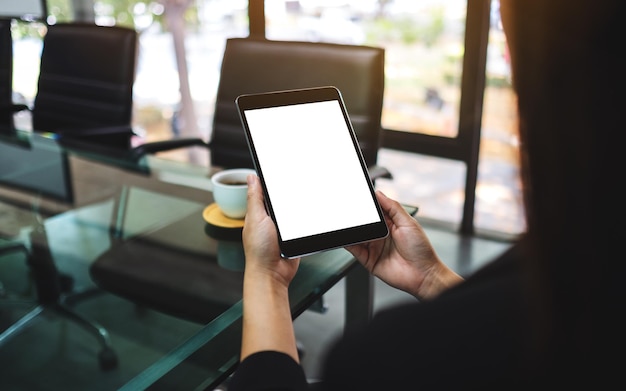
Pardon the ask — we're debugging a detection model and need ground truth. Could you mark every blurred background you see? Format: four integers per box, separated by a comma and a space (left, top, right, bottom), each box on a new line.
9, 0, 522, 238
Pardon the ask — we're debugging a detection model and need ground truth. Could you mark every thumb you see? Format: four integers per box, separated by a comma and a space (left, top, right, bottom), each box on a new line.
246, 174, 265, 216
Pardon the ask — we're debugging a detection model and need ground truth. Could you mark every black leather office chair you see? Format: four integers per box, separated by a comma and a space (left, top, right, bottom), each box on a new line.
25, 22, 138, 148
24, 21, 209, 163
0, 22, 139, 370
88, 38, 390, 326
209, 37, 390, 180
0, 19, 27, 134
0, 19, 14, 133
133, 38, 391, 177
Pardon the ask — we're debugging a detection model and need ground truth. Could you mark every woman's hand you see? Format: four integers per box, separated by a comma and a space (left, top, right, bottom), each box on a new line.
240, 174, 301, 362
345, 191, 462, 300
242, 174, 300, 286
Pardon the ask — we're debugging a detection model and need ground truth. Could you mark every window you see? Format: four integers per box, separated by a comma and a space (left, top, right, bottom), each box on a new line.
11, 0, 523, 237
261, 0, 523, 237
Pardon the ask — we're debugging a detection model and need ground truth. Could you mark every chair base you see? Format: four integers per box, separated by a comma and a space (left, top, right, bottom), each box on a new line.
0, 293, 118, 371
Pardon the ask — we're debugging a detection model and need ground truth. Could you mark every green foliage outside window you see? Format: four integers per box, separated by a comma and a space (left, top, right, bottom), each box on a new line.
11, 0, 199, 39
364, 6, 445, 47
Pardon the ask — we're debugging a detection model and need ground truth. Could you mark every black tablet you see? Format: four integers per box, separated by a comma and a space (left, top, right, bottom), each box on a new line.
235, 86, 388, 258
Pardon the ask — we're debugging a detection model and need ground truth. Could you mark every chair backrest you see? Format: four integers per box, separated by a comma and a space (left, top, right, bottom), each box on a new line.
0, 19, 14, 133
210, 38, 385, 170
32, 22, 137, 134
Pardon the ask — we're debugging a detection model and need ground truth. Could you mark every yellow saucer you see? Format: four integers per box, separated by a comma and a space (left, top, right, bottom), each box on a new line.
202, 203, 245, 228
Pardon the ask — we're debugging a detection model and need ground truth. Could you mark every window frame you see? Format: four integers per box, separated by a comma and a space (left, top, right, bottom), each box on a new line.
248, 0, 492, 235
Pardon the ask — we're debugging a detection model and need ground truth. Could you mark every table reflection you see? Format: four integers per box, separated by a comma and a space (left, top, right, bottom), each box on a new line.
0, 130, 361, 389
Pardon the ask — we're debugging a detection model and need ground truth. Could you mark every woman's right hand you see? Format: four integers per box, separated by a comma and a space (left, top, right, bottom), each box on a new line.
345, 191, 463, 300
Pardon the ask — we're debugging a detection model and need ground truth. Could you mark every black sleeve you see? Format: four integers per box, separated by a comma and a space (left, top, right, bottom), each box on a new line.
228, 351, 310, 391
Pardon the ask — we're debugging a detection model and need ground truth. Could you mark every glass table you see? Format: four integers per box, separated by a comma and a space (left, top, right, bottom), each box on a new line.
0, 130, 372, 389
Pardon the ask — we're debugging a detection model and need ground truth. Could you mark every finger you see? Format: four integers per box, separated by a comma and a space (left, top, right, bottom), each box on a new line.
246, 174, 264, 217
375, 190, 394, 210
345, 242, 368, 260
376, 190, 412, 226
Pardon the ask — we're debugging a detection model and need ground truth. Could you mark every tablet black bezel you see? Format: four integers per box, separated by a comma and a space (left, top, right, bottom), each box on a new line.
235, 86, 388, 258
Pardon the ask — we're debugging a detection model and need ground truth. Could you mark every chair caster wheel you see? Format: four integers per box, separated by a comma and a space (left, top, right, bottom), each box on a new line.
98, 347, 118, 370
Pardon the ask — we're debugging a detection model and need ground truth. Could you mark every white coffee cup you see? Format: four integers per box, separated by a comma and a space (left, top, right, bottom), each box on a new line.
211, 168, 256, 219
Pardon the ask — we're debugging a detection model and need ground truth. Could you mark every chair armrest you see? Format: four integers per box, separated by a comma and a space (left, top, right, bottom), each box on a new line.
54, 125, 136, 149
368, 164, 393, 181
129, 138, 209, 159
56, 125, 136, 137
11, 103, 29, 113
0, 103, 29, 115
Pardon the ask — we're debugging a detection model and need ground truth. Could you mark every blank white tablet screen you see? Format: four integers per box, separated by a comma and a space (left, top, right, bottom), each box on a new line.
244, 100, 380, 241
